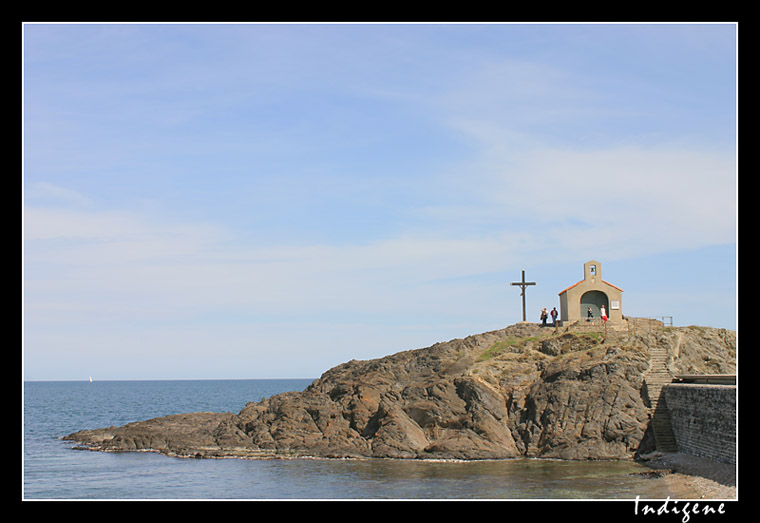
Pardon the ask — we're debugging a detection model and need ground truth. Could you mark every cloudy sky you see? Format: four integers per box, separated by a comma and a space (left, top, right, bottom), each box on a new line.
23, 22, 737, 381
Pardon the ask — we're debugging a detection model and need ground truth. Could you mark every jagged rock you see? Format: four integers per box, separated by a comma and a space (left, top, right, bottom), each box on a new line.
64, 322, 735, 461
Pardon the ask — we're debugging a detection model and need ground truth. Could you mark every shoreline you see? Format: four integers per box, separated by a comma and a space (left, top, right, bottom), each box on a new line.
637, 452, 737, 500
68, 437, 737, 500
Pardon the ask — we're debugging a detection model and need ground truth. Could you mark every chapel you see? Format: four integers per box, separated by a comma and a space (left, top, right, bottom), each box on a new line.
558, 260, 623, 325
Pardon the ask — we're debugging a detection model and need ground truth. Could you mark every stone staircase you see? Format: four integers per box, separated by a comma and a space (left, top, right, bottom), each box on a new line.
643, 345, 678, 452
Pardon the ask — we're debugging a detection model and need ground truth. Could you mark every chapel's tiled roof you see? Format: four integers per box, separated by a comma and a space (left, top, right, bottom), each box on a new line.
558, 280, 623, 295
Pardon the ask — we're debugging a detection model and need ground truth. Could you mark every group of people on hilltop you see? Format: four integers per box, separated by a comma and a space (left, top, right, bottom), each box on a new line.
540, 305, 608, 326
540, 307, 558, 327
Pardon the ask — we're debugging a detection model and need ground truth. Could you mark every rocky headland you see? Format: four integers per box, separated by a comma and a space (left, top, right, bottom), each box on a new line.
65, 321, 736, 466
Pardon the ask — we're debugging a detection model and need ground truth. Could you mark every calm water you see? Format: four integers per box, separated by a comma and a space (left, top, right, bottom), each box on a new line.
23, 379, 679, 500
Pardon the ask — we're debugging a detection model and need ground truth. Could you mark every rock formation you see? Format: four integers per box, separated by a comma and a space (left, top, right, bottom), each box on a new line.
64, 321, 736, 461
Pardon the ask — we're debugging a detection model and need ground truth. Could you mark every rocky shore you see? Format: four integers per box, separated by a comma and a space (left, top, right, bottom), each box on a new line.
65, 321, 736, 492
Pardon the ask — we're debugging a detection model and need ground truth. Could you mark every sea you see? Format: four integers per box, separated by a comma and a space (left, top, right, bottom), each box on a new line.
23, 378, 681, 501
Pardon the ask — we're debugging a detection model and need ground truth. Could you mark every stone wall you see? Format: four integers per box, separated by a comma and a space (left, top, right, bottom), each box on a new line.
663, 383, 736, 464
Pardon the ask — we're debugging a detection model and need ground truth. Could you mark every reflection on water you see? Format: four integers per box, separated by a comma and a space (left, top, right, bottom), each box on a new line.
258, 457, 678, 500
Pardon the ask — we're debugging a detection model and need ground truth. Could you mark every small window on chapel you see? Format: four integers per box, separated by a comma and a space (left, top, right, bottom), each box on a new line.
590, 265, 596, 276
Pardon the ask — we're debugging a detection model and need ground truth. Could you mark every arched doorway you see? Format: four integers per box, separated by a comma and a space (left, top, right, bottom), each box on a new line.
581, 290, 609, 321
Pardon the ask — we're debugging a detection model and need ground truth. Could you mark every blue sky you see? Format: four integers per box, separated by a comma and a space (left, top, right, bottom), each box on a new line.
23, 23, 737, 381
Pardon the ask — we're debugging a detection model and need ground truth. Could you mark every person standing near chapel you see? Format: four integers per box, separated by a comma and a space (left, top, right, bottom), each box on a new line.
540, 308, 548, 326
601, 305, 608, 323
550, 307, 558, 326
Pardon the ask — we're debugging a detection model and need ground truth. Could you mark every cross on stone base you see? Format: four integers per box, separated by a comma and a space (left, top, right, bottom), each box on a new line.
510, 270, 536, 322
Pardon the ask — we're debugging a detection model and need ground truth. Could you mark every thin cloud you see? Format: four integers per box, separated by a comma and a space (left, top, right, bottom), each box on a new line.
25, 182, 93, 208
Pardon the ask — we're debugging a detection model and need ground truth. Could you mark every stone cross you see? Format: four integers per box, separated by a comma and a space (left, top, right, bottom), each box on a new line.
510, 270, 536, 322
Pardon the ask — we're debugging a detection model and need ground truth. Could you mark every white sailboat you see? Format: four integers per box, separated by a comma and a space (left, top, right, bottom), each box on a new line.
89, 376, 92, 383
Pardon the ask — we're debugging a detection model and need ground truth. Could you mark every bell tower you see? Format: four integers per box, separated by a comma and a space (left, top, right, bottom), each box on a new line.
584, 260, 601, 283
